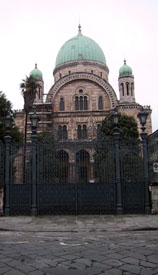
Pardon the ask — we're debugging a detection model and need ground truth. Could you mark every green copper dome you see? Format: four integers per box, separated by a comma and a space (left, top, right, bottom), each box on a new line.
30, 64, 43, 81
55, 26, 106, 66
119, 60, 132, 77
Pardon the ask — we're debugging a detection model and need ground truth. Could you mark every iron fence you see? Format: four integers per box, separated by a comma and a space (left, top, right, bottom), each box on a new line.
148, 140, 158, 184
1, 138, 150, 215
0, 143, 5, 189
120, 140, 145, 213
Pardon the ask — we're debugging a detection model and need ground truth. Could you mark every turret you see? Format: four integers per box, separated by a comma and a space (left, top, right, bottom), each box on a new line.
118, 60, 135, 103
30, 64, 44, 103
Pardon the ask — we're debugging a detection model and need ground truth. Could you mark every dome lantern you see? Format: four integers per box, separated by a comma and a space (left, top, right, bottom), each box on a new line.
118, 60, 135, 104
30, 64, 43, 81
119, 59, 133, 77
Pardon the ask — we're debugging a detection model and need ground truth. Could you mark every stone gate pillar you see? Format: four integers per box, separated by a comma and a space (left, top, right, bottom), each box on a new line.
4, 135, 12, 216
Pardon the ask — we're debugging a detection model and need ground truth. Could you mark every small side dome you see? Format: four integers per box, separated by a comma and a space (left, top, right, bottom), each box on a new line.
30, 64, 43, 81
119, 60, 132, 77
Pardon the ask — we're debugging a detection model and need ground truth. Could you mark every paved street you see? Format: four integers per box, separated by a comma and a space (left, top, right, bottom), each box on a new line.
0, 215, 158, 275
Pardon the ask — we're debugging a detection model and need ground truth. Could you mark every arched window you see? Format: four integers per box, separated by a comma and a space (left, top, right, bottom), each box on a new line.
83, 125, 87, 139
63, 125, 67, 140
75, 96, 79, 110
98, 96, 103, 110
121, 83, 124, 96
77, 125, 82, 139
131, 83, 134, 96
84, 96, 88, 110
58, 125, 62, 140
38, 88, 40, 99
126, 82, 129, 96
58, 125, 67, 140
80, 96, 83, 110
75, 95, 88, 111
60, 98, 65, 111
77, 125, 87, 139
97, 124, 101, 134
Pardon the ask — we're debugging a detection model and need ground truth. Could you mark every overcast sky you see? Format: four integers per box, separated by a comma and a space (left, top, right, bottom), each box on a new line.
0, 0, 158, 132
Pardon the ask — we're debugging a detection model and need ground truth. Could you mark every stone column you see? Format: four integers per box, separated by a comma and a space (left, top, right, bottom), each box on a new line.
31, 134, 37, 216
69, 160, 75, 183
150, 184, 158, 214
4, 135, 12, 215
90, 160, 94, 181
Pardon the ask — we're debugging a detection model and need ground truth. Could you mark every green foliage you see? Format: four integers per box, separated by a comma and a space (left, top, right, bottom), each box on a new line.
94, 142, 115, 182
10, 126, 23, 143
20, 75, 40, 113
95, 114, 142, 182
20, 75, 40, 143
121, 151, 144, 181
0, 91, 12, 118
37, 132, 59, 182
0, 92, 23, 142
37, 132, 69, 183
99, 113, 139, 141
37, 131, 55, 144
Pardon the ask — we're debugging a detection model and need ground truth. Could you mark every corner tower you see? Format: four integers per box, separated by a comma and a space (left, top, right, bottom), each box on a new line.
30, 64, 44, 103
118, 60, 135, 103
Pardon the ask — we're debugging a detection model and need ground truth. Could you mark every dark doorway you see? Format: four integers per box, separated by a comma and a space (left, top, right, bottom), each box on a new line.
57, 150, 69, 183
76, 150, 90, 182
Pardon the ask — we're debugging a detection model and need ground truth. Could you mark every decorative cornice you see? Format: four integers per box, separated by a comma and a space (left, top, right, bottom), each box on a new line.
47, 72, 117, 109
118, 75, 134, 80
53, 60, 109, 75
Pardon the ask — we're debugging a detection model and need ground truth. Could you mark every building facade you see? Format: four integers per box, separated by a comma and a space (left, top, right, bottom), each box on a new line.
15, 26, 152, 182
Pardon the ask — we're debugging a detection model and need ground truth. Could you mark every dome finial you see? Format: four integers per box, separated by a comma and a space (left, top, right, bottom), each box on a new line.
78, 24, 82, 34
35, 63, 37, 69
124, 59, 126, 65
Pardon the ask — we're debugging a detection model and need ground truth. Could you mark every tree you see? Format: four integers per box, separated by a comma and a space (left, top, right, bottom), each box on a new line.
0, 91, 23, 142
94, 113, 141, 182
20, 75, 40, 143
99, 113, 139, 141
37, 132, 62, 183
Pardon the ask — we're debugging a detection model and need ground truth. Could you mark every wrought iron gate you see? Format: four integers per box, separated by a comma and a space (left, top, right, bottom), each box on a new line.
1, 139, 150, 215
36, 141, 116, 215
8, 143, 32, 215
0, 143, 5, 190
120, 141, 145, 213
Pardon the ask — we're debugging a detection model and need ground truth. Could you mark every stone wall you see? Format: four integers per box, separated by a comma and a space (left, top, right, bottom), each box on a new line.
151, 185, 158, 214
0, 188, 3, 214
53, 60, 109, 82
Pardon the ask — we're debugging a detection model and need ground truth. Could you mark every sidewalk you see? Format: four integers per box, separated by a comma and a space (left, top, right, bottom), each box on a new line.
0, 215, 158, 275
0, 215, 158, 232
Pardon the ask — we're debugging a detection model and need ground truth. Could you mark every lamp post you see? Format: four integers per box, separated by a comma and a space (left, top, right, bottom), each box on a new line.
4, 113, 13, 215
112, 110, 123, 214
137, 108, 150, 214
5, 114, 13, 135
30, 110, 40, 136
30, 109, 39, 216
